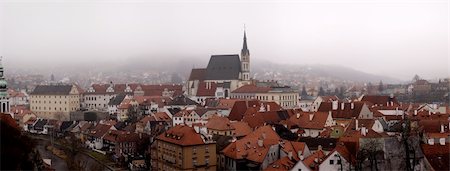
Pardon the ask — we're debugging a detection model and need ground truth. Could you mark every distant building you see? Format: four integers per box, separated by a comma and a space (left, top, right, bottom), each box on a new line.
0, 58, 10, 113
186, 30, 252, 101
30, 84, 81, 120
230, 84, 298, 108
8, 89, 28, 106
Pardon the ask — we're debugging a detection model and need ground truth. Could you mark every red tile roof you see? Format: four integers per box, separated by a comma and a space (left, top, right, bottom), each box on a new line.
318, 95, 340, 102
222, 126, 280, 163
196, 82, 217, 96
264, 156, 295, 171
285, 111, 330, 130
361, 95, 399, 106
317, 102, 365, 119
231, 84, 272, 93
188, 68, 206, 81
280, 140, 307, 161
303, 150, 326, 171
419, 120, 450, 133
85, 84, 182, 97
228, 100, 282, 121
134, 96, 170, 107
7, 89, 27, 98
103, 130, 140, 143
0, 113, 18, 130
156, 125, 206, 146
90, 124, 113, 138
230, 121, 253, 137
154, 112, 171, 122
206, 116, 234, 131
421, 144, 450, 171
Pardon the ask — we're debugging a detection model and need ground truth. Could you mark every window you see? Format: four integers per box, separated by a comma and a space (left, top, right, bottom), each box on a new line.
337, 160, 341, 164
330, 160, 334, 165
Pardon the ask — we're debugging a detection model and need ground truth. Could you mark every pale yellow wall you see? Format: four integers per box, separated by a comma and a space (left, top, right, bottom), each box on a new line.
30, 86, 80, 120
255, 92, 298, 108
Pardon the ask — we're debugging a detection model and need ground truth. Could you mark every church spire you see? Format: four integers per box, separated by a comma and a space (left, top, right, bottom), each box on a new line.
240, 27, 250, 81
241, 28, 249, 56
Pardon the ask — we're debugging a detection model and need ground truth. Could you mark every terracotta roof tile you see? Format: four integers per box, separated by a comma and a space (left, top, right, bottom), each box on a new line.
222, 126, 280, 163
286, 111, 330, 130
264, 156, 296, 171
206, 116, 234, 131
188, 68, 206, 81
318, 102, 365, 119
303, 150, 326, 171
230, 121, 253, 137
90, 124, 113, 138
156, 125, 206, 146
196, 82, 217, 96
421, 144, 450, 171
231, 84, 272, 93
361, 95, 399, 106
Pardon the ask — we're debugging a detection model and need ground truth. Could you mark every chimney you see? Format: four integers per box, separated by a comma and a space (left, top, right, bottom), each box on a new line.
194, 125, 200, 134
267, 105, 270, 111
341, 103, 345, 110
314, 158, 319, 163
298, 150, 303, 159
296, 113, 300, 119
355, 119, 359, 130
441, 124, 445, 133
386, 102, 389, 106
390, 101, 394, 106
318, 145, 322, 151
351, 102, 354, 109
414, 110, 417, 115
428, 111, 431, 115
332, 101, 338, 110
361, 127, 367, 136
428, 138, 434, 145
288, 151, 293, 160
439, 138, 445, 145
309, 113, 314, 121
257, 139, 264, 147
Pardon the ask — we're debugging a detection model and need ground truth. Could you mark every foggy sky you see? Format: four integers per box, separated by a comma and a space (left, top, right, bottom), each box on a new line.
0, 0, 448, 80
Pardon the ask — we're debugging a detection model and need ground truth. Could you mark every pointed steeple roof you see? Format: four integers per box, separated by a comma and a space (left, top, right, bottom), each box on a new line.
241, 29, 249, 56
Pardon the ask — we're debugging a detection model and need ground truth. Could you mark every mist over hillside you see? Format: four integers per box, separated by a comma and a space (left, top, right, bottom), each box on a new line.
8, 56, 400, 84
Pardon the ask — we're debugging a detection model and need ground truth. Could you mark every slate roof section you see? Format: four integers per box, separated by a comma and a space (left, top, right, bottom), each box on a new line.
188, 68, 207, 81
168, 95, 198, 106
205, 55, 242, 80
108, 94, 126, 105
298, 137, 337, 151
31, 85, 73, 95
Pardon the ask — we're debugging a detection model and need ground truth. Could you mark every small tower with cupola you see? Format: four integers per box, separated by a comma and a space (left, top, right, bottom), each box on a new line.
0, 57, 10, 113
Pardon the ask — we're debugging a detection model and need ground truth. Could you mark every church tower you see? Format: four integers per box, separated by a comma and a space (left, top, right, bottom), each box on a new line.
0, 57, 10, 113
241, 30, 250, 81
